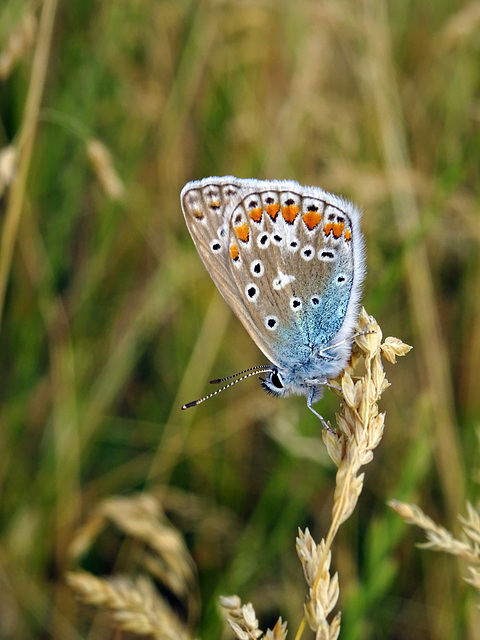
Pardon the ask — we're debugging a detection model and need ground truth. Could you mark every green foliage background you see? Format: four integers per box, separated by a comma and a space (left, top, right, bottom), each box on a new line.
1, 0, 479, 638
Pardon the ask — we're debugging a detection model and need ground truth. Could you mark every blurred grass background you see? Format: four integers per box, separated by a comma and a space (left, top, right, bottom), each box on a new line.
1, 0, 479, 638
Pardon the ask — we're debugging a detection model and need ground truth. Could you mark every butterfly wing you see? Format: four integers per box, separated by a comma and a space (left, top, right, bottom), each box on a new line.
181, 176, 245, 297
182, 177, 294, 364
224, 181, 365, 371
181, 177, 365, 372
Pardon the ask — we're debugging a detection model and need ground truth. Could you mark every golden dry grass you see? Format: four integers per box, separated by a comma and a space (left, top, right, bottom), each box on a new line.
218, 311, 410, 640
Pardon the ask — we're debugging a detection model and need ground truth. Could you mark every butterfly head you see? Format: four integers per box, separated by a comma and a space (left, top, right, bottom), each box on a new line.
260, 365, 326, 404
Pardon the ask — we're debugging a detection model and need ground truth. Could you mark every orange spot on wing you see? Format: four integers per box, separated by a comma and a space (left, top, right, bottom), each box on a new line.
324, 222, 333, 236
266, 203, 280, 220
332, 221, 345, 238
303, 210, 321, 230
235, 223, 250, 242
345, 228, 352, 241
209, 200, 221, 209
282, 204, 299, 223
230, 244, 239, 260
192, 209, 204, 219
249, 207, 263, 222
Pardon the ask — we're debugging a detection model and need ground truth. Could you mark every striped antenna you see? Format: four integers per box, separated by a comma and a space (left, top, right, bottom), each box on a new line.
209, 364, 273, 384
182, 366, 272, 409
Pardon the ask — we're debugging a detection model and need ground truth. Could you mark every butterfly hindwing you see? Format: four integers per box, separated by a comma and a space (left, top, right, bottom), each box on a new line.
181, 177, 365, 378
224, 181, 363, 370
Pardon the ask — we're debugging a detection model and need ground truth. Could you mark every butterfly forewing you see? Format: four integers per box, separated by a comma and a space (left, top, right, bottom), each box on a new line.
181, 177, 245, 305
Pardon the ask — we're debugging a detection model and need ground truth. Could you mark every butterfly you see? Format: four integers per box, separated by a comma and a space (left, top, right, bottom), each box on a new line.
180, 176, 365, 425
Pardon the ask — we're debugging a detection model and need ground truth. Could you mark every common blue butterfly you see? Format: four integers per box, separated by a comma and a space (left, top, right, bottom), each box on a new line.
181, 177, 365, 425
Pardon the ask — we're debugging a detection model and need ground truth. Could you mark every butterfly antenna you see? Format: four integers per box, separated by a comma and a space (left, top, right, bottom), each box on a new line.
182, 367, 273, 410
209, 365, 272, 384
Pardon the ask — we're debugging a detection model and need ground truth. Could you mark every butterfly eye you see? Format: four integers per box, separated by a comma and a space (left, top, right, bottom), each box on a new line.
269, 370, 284, 390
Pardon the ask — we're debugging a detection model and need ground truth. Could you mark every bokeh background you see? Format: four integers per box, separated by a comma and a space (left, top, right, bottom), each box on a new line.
1, 1, 480, 638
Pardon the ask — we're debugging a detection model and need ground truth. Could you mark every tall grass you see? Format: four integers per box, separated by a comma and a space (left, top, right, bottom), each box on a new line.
0, 1, 479, 639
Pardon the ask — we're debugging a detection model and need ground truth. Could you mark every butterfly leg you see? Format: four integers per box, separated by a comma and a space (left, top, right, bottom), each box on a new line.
307, 389, 334, 433
318, 329, 376, 359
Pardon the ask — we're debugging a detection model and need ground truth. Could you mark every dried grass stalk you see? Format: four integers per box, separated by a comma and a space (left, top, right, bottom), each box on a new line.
296, 531, 341, 640
438, 2, 480, 50
67, 494, 199, 636
221, 309, 412, 640
0, 146, 17, 199
0, 12, 37, 80
86, 138, 125, 201
219, 595, 288, 640
0, 0, 57, 327
69, 494, 197, 602
389, 499, 480, 593
66, 571, 191, 640
322, 308, 400, 545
